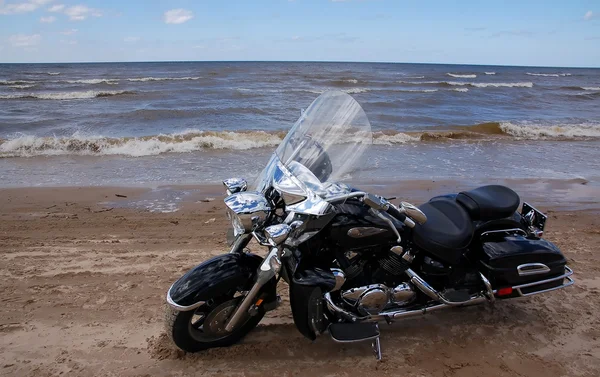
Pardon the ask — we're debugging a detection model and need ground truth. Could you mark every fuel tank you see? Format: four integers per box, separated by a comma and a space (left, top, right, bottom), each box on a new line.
329, 201, 403, 250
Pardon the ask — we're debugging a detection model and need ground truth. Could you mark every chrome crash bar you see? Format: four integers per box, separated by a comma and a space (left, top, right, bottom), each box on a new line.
494, 266, 574, 297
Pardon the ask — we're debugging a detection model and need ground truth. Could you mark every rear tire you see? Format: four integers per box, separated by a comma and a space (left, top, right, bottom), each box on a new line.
164, 297, 265, 353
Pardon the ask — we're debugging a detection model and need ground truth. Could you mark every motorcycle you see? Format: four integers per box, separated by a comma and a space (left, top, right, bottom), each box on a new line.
165, 91, 574, 359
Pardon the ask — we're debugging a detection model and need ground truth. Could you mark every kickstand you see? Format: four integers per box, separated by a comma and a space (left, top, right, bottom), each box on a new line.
372, 336, 382, 361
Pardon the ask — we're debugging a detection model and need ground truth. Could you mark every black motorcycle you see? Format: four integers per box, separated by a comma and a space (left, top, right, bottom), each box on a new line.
165, 91, 573, 359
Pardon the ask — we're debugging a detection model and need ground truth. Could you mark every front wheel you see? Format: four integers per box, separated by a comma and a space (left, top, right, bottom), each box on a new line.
165, 295, 265, 352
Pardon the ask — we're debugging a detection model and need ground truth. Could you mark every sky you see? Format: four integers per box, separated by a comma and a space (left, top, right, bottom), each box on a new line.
0, 0, 599, 67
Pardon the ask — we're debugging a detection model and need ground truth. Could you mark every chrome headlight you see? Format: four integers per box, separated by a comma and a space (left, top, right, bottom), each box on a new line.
224, 191, 271, 236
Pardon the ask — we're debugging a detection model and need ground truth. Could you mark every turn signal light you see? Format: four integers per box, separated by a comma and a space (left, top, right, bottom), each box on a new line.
497, 287, 513, 296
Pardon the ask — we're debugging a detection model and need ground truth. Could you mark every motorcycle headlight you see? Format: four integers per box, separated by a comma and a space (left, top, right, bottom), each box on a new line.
224, 192, 271, 236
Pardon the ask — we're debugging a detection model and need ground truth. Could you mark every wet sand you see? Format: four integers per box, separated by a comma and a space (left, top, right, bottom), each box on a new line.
0, 183, 599, 376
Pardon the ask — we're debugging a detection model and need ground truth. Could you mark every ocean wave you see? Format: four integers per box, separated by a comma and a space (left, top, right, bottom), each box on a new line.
452, 88, 469, 92
484, 72, 496, 75
66, 79, 119, 85
0, 80, 36, 86
342, 88, 369, 94
0, 130, 285, 158
399, 80, 533, 88
8, 84, 36, 89
0, 90, 136, 100
400, 76, 425, 79
499, 122, 600, 139
582, 87, 600, 91
451, 81, 533, 88
126, 76, 202, 82
526, 72, 571, 77
47, 72, 61, 75
447, 73, 477, 78
2, 122, 598, 158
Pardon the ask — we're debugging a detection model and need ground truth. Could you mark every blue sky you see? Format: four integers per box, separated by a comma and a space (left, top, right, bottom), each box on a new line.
0, 0, 599, 66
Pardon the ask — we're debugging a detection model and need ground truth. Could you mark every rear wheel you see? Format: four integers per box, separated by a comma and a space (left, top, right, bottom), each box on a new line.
165, 295, 265, 352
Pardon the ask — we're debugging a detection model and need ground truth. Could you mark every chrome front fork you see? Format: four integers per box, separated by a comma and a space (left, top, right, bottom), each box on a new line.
224, 247, 282, 332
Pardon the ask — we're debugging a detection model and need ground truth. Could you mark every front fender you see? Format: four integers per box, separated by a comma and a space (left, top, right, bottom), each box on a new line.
167, 253, 263, 311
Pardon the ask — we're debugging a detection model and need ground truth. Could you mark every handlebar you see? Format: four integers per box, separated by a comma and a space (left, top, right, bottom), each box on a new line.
386, 204, 406, 223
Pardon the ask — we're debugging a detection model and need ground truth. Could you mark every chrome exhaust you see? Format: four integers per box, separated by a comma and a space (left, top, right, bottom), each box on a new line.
324, 292, 487, 323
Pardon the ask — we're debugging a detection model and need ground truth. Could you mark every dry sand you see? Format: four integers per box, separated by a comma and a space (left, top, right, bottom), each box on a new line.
0, 185, 599, 376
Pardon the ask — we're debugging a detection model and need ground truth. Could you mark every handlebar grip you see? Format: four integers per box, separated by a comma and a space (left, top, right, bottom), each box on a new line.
386, 204, 407, 223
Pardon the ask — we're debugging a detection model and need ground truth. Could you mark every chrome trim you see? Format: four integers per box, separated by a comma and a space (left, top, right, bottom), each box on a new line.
325, 291, 487, 323
371, 209, 402, 243
517, 263, 551, 277
225, 248, 282, 332
223, 178, 248, 195
325, 191, 367, 204
166, 284, 205, 312
405, 268, 477, 306
347, 227, 387, 238
493, 266, 574, 297
264, 224, 292, 246
331, 268, 346, 291
224, 191, 271, 236
401, 201, 427, 225
479, 273, 495, 304
480, 228, 527, 238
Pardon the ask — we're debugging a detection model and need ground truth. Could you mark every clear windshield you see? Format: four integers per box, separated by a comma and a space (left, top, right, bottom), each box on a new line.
276, 91, 372, 187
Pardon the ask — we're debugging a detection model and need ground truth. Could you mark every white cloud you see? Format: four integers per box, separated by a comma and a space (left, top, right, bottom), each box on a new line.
9, 33, 41, 47
124, 36, 140, 43
40, 15, 55, 22
584, 11, 594, 21
60, 39, 77, 45
47, 3, 64, 12
0, 0, 53, 15
59, 28, 77, 35
163, 8, 193, 24
64, 5, 102, 21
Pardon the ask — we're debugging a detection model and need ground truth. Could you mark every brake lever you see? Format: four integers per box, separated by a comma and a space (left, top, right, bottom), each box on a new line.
370, 208, 402, 244
384, 196, 397, 201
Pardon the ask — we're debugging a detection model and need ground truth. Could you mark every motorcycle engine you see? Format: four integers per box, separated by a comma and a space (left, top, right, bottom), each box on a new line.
341, 282, 416, 315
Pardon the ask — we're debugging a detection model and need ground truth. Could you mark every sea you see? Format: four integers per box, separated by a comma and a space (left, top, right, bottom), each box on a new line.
1, 62, 599, 190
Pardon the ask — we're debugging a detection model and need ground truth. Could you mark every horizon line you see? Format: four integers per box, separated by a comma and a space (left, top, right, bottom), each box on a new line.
0, 59, 598, 69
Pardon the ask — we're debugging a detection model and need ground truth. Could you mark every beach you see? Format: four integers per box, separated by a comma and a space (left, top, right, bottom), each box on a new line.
1, 182, 599, 377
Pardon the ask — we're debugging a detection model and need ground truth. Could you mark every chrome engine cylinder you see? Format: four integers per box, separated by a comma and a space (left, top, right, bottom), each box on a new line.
341, 282, 416, 314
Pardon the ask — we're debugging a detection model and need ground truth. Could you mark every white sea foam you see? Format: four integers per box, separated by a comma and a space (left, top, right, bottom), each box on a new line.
0, 90, 135, 100
526, 72, 571, 77
452, 88, 469, 92
0, 130, 283, 158
0, 80, 36, 85
343, 88, 369, 94
343, 79, 358, 84
401, 76, 425, 79
582, 87, 600, 91
47, 72, 61, 75
447, 73, 477, 78
499, 122, 600, 139
373, 132, 420, 145
8, 84, 36, 89
484, 72, 496, 75
66, 79, 119, 85
126, 76, 202, 82
449, 81, 534, 88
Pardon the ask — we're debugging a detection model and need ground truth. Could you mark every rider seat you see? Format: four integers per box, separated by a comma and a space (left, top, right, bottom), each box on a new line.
413, 197, 473, 265
456, 185, 520, 221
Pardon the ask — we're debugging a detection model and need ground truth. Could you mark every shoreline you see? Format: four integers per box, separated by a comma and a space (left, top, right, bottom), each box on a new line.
1, 177, 597, 212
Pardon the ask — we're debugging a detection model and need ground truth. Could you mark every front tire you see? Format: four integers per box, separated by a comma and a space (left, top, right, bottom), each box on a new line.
165, 296, 265, 352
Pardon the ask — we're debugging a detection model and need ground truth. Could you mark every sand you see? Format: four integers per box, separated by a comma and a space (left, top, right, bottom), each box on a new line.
0, 185, 599, 377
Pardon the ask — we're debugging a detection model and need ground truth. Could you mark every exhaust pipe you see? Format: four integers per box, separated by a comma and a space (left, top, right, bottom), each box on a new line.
324, 292, 487, 323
